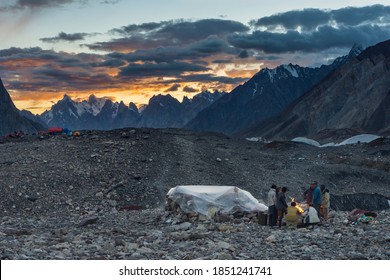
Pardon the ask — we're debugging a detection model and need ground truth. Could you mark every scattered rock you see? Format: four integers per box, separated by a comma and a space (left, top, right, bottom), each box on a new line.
77, 216, 99, 227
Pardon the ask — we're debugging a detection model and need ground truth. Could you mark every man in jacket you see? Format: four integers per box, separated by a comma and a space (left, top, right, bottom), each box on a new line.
311, 181, 322, 220
275, 186, 288, 228
267, 185, 277, 226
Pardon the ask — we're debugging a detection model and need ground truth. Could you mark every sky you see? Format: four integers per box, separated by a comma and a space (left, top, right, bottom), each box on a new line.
0, 0, 389, 114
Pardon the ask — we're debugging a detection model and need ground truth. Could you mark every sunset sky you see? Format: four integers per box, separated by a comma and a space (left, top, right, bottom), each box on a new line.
0, 0, 389, 114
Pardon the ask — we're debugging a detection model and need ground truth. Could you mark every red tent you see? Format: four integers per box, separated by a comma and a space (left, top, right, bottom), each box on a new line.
48, 127, 63, 134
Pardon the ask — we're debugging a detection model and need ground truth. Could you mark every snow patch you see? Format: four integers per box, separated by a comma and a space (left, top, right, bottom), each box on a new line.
75, 102, 88, 116
253, 82, 258, 95
46, 111, 54, 122
111, 103, 119, 119
265, 68, 277, 83
283, 64, 299, 78
291, 134, 381, 148
291, 137, 320, 147
75, 96, 107, 116
68, 108, 78, 119
246, 137, 270, 143
336, 134, 380, 146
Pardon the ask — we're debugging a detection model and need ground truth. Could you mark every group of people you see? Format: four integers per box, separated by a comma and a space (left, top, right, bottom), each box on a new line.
267, 181, 330, 228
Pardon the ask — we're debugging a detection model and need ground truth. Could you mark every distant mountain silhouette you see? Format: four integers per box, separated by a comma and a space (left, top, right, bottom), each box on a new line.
37, 91, 225, 130
40, 94, 140, 130
139, 91, 225, 128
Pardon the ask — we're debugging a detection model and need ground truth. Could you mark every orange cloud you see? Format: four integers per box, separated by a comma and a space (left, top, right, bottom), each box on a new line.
225, 68, 259, 78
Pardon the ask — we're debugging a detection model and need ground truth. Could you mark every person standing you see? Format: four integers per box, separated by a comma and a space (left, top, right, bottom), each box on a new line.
275, 186, 288, 228
267, 184, 277, 226
311, 181, 322, 220
320, 185, 330, 221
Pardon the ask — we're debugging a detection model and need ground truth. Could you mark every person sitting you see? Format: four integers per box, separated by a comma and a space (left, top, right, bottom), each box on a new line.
285, 202, 300, 228
301, 203, 320, 226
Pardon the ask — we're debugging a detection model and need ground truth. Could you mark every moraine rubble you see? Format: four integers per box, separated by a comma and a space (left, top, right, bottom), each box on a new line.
1, 207, 389, 260
0, 128, 389, 260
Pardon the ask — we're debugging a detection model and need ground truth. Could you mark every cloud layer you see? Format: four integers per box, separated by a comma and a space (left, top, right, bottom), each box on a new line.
0, 0, 120, 11
40, 32, 91, 43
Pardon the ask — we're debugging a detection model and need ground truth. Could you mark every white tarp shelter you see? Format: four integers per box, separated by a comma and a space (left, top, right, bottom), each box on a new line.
167, 185, 268, 217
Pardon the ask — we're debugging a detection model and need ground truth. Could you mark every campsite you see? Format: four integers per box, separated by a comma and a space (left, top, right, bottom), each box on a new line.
0, 128, 389, 259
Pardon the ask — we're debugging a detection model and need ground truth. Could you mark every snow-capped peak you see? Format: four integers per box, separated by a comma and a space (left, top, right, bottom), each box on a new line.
282, 64, 299, 78
77, 95, 107, 116
349, 43, 364, 58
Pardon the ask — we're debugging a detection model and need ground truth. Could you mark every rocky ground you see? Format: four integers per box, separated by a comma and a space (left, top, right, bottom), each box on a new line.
0, 128, 389, 259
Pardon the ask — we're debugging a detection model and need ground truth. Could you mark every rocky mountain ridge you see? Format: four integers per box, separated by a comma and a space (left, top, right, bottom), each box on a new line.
244, 39, 390, 141
0, 78, 45, 136
37, 91, 225, 130
185, 45, 363, 136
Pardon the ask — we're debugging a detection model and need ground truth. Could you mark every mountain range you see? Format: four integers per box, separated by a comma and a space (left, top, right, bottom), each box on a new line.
243, 39, 390, 141
185, 45, 363, 136
1, 40, 389, 140
39, 90, 225, 130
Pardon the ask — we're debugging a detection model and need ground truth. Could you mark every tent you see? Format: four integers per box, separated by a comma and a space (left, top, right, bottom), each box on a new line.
166, 185, 268, 217
48, 127, 63, 134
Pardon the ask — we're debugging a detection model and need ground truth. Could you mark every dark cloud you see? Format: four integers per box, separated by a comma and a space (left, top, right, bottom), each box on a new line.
0, 47, 107, 71
89, 19, 249, 52
0, 47, 45, 57
40, 32, 91, 43
252, 5, 390, 31
332, 5, 390, 26
228, 24, 390, 53
86, 5, 390, 65
165, 83, 180, 92
238, 50, 249, 58
85, 36, 165, 52
30, 67, 117, 91
252, 8, 329, 31
108, 46, 207, 63
190, 36, 236, 54
0, 0, 77, 11
100, 37, 238, 66
212, 59, 233, 64
155, 19, 249, 43
8, 70, 116, 96
172, 73, 246, 85
0, 47, 120, 93
118, 61, 208, 78
0, 0, 116, 12
183, 86, 197, 93
255, 55, 281, 61
111, 22, 166, 35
